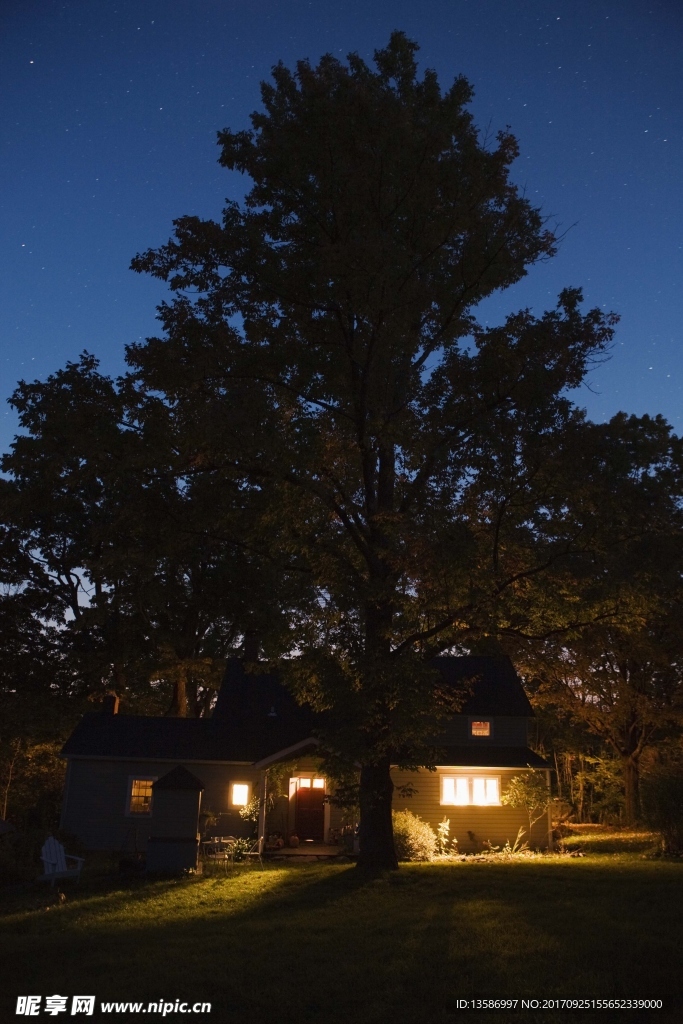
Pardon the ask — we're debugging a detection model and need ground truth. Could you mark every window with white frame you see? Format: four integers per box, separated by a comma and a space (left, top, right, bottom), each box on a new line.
127, 777, 156, 815
292, 777, 325, 790
441, 775, 500, 806
230, 782, 250, 807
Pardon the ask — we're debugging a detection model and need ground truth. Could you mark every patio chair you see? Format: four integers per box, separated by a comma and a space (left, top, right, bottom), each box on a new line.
38, 836, 85, 887
243, 836, 264, 866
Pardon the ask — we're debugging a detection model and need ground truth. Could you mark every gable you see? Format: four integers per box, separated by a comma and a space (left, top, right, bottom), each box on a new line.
433, 656, 534, 717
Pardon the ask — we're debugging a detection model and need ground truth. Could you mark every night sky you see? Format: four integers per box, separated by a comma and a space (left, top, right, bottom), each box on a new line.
2, 0, 681, 453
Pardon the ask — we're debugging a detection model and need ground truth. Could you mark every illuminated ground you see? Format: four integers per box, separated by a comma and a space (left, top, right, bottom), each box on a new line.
1, 829, 681, 1023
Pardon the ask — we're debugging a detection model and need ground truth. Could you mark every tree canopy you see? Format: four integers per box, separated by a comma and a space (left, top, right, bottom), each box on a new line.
127, 33, 676, 868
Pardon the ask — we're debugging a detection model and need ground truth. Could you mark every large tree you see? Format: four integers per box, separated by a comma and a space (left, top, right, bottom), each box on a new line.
128, 34, 673, 868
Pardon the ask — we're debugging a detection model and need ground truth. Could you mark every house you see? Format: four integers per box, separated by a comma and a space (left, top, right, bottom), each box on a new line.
59, 656, 551, 856
391, 657, 551, 851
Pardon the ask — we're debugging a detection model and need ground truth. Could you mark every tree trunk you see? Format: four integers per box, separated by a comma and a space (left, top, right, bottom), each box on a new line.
622, 756, 640, 825
168, 676, 189, 717
357, 759, 398, 871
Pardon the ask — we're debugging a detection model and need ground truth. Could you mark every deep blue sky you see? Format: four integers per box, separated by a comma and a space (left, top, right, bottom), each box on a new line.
2, 0, 681, 453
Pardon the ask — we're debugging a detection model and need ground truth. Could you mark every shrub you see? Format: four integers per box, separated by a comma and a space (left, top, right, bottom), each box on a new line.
641, 767, 683, 854
501, 771, 550, 839
231, 837, 255, 861
392, 810, 437, 861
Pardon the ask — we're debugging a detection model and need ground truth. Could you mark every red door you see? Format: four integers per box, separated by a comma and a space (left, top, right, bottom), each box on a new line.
295, 783, 325, 841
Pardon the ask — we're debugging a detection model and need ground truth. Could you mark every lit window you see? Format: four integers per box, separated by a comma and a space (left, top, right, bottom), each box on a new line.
231, 783, 250, 807
129, 778, 155, 815
472, 778, 487, 804
441, 776, 500, 806
312, 778, 325, 789
298, 777, 311, 788
442, 777, 470, 805
471, 720, 491, 737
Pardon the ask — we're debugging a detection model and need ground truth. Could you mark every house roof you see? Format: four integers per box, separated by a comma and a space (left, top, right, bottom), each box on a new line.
61, 659, 315, 764
434, 746, 549, 769
432, 656, 534, 717
61, 656, 534, 765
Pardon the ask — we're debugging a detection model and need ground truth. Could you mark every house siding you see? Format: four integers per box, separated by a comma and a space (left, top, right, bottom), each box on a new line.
61, 758, 262, 851
391, 766, 551, 852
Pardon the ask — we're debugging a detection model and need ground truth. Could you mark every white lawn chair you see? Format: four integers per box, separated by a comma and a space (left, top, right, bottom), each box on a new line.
243, 836, 264, 866
38, 836, 85, 887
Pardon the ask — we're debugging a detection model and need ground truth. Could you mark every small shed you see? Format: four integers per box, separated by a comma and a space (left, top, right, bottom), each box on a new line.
145, 765, 204, 874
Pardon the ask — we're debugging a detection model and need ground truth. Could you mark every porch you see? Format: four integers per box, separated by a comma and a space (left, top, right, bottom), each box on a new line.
264, 841, 353, 861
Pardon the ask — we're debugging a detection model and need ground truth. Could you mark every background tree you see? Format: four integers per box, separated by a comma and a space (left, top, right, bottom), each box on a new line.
517, 414, 683, 825
1, 354, 309, 718
128, 33, 654, 869
527, 610, 683, 825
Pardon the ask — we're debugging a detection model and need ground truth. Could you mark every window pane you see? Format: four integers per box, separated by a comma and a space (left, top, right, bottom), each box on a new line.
231, 783, 249, 806
472, 778, 487, 805
471, 720, 491, 737
442, 777, 456, 803
312, 778, 325, 789
485, 778, 500, 804
298, 777, 311, 788
455, 778, 470, 805
130, 779, 154, 814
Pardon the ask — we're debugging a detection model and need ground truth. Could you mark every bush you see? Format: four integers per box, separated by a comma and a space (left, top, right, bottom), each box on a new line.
641, 767, 683, 854
392, 810, 437, 861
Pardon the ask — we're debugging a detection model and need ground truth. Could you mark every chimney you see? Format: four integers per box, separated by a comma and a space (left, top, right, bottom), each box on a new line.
101, 692, 120, 715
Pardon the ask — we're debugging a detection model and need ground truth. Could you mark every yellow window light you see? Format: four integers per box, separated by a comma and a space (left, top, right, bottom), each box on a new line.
231, 783, 250, 807
129, 778, 154, 814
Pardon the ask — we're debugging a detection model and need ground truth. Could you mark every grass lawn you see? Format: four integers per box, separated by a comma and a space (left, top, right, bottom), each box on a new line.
1, 829, 681, 1023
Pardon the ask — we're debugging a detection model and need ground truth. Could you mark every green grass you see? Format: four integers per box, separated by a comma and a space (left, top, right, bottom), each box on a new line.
1, 831, 681, 1023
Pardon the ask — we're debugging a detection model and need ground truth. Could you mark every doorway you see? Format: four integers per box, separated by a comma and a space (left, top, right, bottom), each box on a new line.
294, 778, 325, 842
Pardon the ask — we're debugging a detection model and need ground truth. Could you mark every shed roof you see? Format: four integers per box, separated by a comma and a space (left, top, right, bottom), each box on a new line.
153, 765, 205, 791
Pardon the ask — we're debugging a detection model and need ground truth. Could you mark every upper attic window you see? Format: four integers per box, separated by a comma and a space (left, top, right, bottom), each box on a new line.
470, 720, 491, 737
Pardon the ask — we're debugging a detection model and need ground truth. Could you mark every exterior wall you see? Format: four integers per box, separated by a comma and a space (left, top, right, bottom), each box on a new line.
60, 758, 261, 851
62, 753, 549, 854
391, 766, 551, 852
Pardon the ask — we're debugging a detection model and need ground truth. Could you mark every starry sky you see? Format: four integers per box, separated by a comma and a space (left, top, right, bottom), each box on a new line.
2, 0, 681, 453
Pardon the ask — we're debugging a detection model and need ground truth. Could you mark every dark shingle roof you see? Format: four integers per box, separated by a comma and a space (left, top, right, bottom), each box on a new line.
432, 656, 534, 717
434, 745, 549, 768
61, 656, 533, 764
61, 659, 315, 763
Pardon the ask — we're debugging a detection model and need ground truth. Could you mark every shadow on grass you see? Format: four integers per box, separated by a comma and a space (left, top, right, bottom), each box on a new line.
2, 859, 682, 1023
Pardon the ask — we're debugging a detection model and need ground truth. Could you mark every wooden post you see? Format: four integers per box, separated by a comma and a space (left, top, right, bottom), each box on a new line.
257, 770, 268, 855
